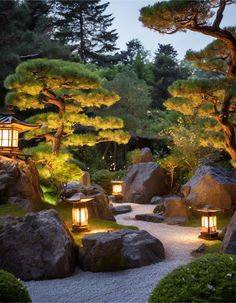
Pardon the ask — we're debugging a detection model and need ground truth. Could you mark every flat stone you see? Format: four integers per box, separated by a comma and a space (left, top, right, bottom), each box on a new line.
112, 205, 132, 215
135, 213, 164, 223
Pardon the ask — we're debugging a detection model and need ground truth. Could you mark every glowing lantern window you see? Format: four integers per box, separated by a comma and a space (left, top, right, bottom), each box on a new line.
0, 111, 40, 155
65, 193, 94, 233
197, 205, 221, 240
112, 181, 123, 196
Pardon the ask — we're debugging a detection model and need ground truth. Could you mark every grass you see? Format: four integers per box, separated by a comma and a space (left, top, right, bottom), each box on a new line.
0, 202, 137, 246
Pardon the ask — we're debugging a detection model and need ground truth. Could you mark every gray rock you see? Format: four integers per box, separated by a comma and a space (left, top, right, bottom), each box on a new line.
222, 212, 236, 253
123, 162, 169, 204
0, 156, 43, 210
150, 196, 165, 205
164, 195, 191, 219
87, 193, 115, 221
140, 147, 153, 163
135, 213, 164, 223
164, 216, 188, 225
80, 171, 91, 186
79, 229, 165, 272
0, 210, 76, 281
191, 244, 207, 256
218, 226, 227, 241
182, 165, 236, 209
111, 205, 132, 215
62, 181, 81, 198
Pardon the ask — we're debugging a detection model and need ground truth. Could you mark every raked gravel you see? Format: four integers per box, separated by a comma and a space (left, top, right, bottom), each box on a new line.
25, 203, 204, 303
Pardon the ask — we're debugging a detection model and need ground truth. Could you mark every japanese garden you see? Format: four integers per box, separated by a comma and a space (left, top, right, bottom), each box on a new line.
1, 0, 236, 302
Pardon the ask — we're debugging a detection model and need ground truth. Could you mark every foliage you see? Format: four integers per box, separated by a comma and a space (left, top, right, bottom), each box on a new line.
0, 204, 26, 218
92, 169, 113, 194
159, 118, 220, 188
0, 270, 31, 302
140, 0, 236, 163
5, 58, 129, 188
127, 149, 142, 165
53, 0, 118, 64
100, 66, 152, 133
149, 253, 236, 303
150, 44, 189, 109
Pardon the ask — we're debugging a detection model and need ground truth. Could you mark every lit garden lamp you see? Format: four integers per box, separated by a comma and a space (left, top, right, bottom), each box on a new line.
65, 193, 94, 233
197, 205, 221, 240
0, 106, 40, 156
112, 180, 123, 202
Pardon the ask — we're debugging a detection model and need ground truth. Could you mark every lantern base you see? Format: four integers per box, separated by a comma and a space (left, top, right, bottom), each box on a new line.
72, 224, 90, 233
198, 232, 218, 240
113, 195, 123, 203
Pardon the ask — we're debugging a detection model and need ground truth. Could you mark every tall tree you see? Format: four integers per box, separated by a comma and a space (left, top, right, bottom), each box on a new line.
4, 59, 129, 187
140, 0, 236, 162
53, 0, 118, 64
150, 43, 189, 109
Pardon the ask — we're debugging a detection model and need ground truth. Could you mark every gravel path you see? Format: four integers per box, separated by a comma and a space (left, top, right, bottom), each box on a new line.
25, 203, 204, 303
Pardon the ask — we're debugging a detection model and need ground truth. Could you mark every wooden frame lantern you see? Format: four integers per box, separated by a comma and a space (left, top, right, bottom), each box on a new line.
65, 193, 94, 233
112, 180, 123, 197
0, 112, 40, 156
197, 205, 221, 240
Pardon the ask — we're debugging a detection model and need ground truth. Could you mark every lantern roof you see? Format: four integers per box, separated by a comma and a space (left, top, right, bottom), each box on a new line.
65, 193, 94, 203
112, 180, 123, 184
197, 205, 222, 213
0, 115, 41, 133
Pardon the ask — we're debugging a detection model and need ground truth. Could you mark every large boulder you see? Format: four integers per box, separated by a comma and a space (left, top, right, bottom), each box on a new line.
79, 229, 165, 272
123, 162, 169, 204
140, 147, 153, 163
182, 165, 236, 209
87, 193, 114, 221
164, 195, 191, 218
222, 212, 236, 253
0, 210, 76, 281
0, 156, 43, 210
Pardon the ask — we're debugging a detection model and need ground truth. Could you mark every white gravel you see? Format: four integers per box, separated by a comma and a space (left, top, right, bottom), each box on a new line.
25, 203, 204, 303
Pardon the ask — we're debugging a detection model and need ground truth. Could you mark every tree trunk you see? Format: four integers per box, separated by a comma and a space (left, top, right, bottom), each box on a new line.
79, 10, 85, 63
52, 125, 64, 155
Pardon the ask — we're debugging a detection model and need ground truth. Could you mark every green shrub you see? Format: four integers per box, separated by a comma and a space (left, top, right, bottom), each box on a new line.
149, 254, 236, 303
127, 149, 141, 165
92, 169, 112, 194
0, 270, 31, 302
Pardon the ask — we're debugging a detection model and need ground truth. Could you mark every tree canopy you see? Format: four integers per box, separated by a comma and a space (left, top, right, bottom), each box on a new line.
4, 58, 129, 187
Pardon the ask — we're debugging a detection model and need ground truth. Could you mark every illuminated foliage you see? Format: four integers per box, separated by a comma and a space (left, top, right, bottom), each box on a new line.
4, 58, 129, 187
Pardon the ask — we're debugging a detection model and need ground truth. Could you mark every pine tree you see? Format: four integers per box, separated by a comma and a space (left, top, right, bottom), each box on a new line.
140, 0, 236, 163
4, 59, 129, 187
150, 44, 189, 109
53, 0, 118, 64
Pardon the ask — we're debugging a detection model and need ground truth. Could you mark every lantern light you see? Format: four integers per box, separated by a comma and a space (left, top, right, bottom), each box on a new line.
112, 180, 123, 197
0, 109, 40, 156
197, 205, 221, 240
65, 193, 94, 233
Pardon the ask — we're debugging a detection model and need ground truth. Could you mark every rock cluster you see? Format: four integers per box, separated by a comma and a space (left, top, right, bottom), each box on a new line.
0, 156, 43, 210
0, 210, 76, 281
79, 229, 165, 272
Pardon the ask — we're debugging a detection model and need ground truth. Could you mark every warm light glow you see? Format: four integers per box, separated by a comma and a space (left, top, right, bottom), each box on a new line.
201, 215, 217, 233
0, 129, 18, 148
112, 181, 123, 196
72, 205, 88, 227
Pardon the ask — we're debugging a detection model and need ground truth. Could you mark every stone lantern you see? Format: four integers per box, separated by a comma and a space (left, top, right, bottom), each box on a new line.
197, 205, 221, 240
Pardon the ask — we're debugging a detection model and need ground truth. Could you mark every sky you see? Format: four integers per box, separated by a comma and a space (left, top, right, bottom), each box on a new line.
103, 0, 236, 59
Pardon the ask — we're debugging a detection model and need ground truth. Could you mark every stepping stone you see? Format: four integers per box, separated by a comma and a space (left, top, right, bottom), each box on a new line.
111, 205, 132, 215
135, 213, 164, 223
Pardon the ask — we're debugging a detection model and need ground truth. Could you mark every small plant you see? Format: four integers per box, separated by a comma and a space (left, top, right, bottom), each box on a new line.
127, 149, 141, 165
92, 169, 112, 194
0, 270, 31, 302
149, 254, 236, 303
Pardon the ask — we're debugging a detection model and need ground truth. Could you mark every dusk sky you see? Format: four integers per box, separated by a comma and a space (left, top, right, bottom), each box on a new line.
103, 0, 236, 59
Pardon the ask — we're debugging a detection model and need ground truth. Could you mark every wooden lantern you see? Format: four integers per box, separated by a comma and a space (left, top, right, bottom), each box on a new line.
0, 113, 40, 155
112, 180, 123, 196
197, 205, 221, 240
65, 193, 94, 232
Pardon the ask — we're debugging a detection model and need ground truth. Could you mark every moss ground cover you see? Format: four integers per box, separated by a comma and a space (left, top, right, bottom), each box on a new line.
149, 253, 236, 303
